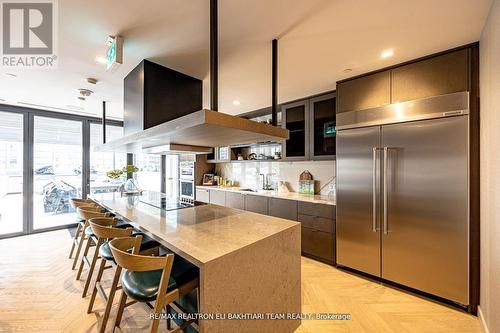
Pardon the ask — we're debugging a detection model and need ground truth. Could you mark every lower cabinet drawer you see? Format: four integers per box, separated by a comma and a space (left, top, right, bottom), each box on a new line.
209, 190, 226, 206
226, 192, 245, 210
301, 227, 334, 263
196, 189, 210, 203
298, 214, 334, 233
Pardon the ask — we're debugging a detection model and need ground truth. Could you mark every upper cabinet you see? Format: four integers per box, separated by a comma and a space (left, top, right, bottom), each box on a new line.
282, 100, 309, 160
282, 93, 336, 161
337, 48, 471, 114
337, 71, 391, 113
391, 49, 468, 103
309, 93, 336, 159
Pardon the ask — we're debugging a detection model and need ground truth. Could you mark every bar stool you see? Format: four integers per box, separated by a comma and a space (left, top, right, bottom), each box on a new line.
68, 198, 98, 260
73, 206, 110, 271
109, 237, 199, 333
87, 220, 162, 333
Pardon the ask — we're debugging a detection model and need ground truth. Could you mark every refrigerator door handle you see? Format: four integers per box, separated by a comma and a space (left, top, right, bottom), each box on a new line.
383, 146, 389, 234
372, 147, 380, 232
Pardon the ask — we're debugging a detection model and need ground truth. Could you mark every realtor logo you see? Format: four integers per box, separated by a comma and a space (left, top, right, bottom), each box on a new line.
1, 0, 58, 68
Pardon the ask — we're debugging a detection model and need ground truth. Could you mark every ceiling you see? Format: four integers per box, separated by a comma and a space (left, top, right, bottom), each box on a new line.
0, 0, 492, 119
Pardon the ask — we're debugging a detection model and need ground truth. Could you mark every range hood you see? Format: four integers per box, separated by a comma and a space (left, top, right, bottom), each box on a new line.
96, 109, 289, 154
97, 1, 288, 155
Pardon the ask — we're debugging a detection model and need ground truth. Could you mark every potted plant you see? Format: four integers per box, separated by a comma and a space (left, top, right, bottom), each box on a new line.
106, 164, 141, 195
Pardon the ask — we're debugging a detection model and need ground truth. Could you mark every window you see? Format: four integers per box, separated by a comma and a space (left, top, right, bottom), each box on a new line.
89, 124, 126, 194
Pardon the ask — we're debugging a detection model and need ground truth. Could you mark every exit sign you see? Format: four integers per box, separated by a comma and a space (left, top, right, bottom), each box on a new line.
106, 36, 123, 70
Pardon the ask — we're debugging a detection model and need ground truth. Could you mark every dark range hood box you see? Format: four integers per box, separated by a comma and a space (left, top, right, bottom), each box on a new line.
124, 59, 202, 136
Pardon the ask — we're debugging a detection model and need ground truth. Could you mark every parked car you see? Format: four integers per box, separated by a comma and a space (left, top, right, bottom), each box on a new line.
34, 166, 55, 175
73, 166, 97, 175
42, 181, 78, 214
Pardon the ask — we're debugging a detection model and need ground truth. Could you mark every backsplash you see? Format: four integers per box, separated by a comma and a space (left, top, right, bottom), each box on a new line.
215, 160, 335, 195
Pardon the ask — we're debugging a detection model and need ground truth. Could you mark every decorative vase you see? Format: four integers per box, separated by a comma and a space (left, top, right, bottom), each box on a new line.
123, 178, 140, 193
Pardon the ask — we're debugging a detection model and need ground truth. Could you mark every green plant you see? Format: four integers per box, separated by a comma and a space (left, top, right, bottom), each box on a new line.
106, 169, 123, 179
122, 165, 139, 174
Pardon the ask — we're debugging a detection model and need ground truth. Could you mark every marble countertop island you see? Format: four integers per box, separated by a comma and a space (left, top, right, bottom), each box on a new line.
90, 192, 301, 333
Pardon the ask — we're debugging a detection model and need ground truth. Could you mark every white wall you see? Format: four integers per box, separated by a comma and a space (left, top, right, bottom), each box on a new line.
215, 160, 335, 196
479, 1, 500, 332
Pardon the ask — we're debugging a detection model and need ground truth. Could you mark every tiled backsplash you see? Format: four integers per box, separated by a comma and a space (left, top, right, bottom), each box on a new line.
215, 160, 335, 195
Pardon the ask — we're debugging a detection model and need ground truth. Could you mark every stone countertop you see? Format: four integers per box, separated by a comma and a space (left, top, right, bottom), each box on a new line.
90, 192, 300, 267
196, 185, 336, 206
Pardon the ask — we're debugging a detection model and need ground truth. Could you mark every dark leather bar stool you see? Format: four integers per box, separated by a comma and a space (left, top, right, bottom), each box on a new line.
87, 219, 161, 333
68, 198, 98, 260
109, 237, 199, 333
73, 206, 110, 271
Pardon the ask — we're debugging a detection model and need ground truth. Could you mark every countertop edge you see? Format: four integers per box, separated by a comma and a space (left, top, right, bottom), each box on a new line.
196, 185, 336, 206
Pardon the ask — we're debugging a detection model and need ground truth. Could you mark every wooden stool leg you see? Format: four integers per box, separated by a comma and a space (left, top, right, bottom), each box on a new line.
69, 223, 82, 259
88, 258, 106, 313
72, 222, 88, 270
76, 237, 92, 280
114, 289, 128, 329
98, 266, 122, 333
82, 239, 102, 297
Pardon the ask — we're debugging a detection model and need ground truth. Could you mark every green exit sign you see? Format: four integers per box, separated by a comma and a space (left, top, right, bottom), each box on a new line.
106, 36, 123, 70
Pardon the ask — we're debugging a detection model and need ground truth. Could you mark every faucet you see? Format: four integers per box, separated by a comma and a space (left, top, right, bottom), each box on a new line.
260, 173, 275, 191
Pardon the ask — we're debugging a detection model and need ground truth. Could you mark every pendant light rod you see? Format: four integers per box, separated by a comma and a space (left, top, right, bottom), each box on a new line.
102, 101, 106, 144
210, 0, 218, 111
272, 38, 278, 126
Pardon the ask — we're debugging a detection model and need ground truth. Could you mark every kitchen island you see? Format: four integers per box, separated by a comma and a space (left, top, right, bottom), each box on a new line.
90, 192, 301, 333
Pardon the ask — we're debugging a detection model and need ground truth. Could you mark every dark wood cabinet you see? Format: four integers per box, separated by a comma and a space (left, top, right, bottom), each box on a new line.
309, 93, 336, 159
225, 192, 245, 210
281, 100, 309, 160
298, 202, 336, 264
337, 71, 391, 113
245, 195, 268, 215
268, 198, 298, 221
391, 49, 469, 103
301, 227, 335, 263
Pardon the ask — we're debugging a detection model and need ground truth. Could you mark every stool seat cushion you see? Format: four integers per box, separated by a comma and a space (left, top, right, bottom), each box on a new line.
84, 226, 95, 237
99, 242, 114, 261
121, 256, 198, 303
132, 232, 160, 251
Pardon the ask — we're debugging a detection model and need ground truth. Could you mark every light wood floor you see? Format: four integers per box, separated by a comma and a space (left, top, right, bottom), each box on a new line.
0, 230, 480, 333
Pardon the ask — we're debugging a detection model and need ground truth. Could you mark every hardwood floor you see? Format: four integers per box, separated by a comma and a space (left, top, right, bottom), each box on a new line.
0, 230, 480, 333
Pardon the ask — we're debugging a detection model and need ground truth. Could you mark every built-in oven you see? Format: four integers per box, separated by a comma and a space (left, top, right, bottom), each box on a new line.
179, 161, 195, 202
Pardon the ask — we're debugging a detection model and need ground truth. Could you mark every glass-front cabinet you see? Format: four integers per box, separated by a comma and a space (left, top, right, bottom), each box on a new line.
282, 100, 309, 160
309, 93, 336, 159
281, 92, 335, 160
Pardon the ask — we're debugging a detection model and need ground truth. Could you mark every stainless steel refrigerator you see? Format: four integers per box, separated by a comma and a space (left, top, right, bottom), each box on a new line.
336, 92, 469, 306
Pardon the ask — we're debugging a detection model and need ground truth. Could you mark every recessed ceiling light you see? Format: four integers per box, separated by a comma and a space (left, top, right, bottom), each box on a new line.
343, 68, 353, 73
381, 49, 394, 59
95, 56, 107, 65
232, 100, 241, 106
5, 73, 17, 78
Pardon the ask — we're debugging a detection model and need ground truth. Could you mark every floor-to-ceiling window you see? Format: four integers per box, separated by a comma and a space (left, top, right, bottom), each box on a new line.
0, 112, 24, 236
0, 106, 126, 239
32, 116, 83, 230
89, 123, 126, 195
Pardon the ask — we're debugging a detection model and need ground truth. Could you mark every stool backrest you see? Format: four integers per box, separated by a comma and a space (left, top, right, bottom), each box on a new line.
109, 237, 174, 273
89, 218, 133, 239
77, 207, 109, 220
70, 198, 96, 209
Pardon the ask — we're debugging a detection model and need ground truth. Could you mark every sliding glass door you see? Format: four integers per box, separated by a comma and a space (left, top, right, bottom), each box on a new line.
32, 116, 83, 230
0, 112, 24, 236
